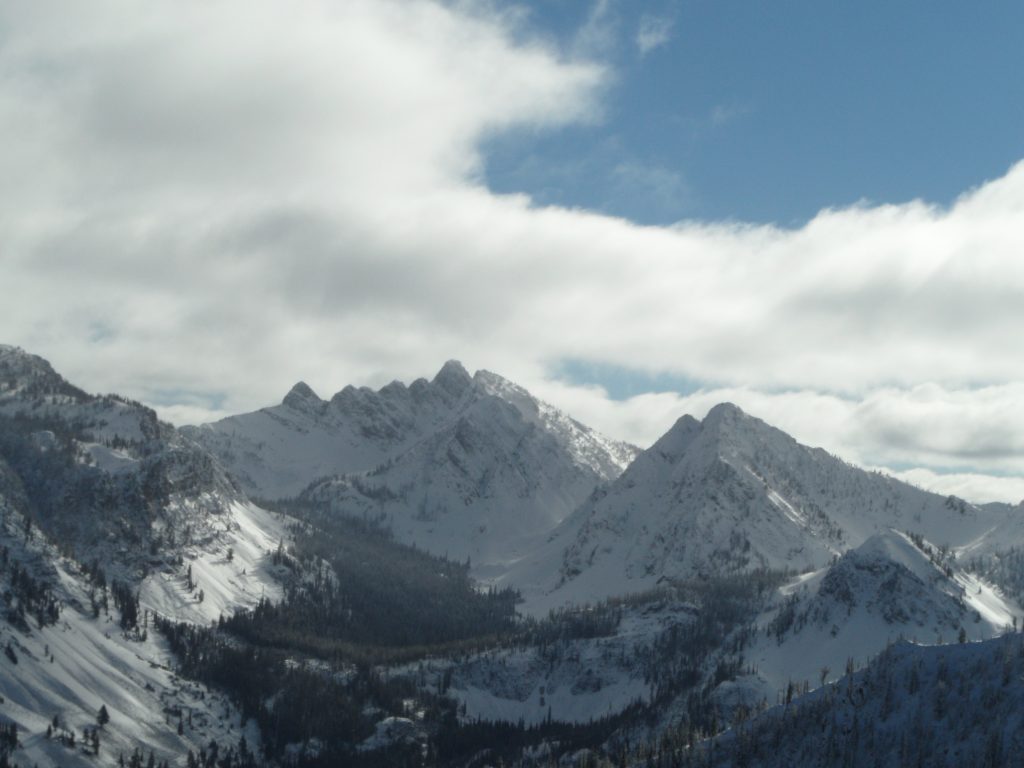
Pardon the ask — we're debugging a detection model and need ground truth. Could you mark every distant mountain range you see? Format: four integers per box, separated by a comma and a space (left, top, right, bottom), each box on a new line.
2, 343, 1023, 768
184, 360, 637, 567
503, 401, 1017, 613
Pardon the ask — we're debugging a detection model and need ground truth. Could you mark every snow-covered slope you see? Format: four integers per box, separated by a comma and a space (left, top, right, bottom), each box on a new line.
0, 345, 253, 577
139, 500, 286, 627
188, 361, 637, 568
0, 478, 267, 767
0, 346, 291, 766
181, 364, 474, 500
746, 529, 1019, 695
509, 403, 1012, 611
300, 394, 612, 567
1, 345, 166, 457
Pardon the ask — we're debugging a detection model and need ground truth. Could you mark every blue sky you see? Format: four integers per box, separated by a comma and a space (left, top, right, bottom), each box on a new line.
486, 1, 1024, 225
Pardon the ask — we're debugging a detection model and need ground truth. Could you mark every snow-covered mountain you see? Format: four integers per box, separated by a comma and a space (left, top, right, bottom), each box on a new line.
0, 345, 249, 575
0, 345, 288, 767
7, 344, 1024, 767
745, 529, 1018, 695
509, 403, 1014, 611
181, 361, 479, 500
187, 361, 638, 567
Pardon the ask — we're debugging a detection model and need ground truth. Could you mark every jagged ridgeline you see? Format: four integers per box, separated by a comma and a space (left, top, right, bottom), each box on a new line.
184, 360, 639, 570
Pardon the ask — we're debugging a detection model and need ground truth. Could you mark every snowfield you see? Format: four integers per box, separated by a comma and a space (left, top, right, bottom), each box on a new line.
140, 500, 288, 626
0, 509, 260, 768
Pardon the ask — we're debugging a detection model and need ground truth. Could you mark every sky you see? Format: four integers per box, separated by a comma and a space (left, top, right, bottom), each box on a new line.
488, 1, 1024, 226
2, 0, 1024, 503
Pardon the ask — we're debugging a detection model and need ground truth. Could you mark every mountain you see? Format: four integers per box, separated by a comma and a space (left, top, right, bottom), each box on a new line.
745, 529, 1017, 695
0, 345, 243, 574
186, 361, 638, 567
0, 345, 287, 767
180, 361, 479, 500
7, 345, 1024, 767
509, 403, 1012, 611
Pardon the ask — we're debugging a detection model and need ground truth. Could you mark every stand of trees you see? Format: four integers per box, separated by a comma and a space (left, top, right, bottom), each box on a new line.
228, 500, 519, 663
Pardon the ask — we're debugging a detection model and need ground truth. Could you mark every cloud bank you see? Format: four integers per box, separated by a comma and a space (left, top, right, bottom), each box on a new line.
2, 0, 1023, 502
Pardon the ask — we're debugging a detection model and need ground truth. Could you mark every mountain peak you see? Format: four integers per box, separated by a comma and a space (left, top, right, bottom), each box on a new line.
702, 401, 747, 425
696, 401, 778, 455
282, 381, 322, 409
0, 344, 88, 400
0, 344, 54, 374
841, 529, 938, 583
649, 413, 702, 462
433, 359, 473, 398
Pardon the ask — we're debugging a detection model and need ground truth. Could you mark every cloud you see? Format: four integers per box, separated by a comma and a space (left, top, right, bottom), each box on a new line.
709, 103, 749, 127
609, 161, 691, 218
530, 380, 1024, 503
880, 468, 1024, 507
573, 382, 1024, 475
574, 0, 620, 60
1, 0, 1024, 502
636, 14, 674, 55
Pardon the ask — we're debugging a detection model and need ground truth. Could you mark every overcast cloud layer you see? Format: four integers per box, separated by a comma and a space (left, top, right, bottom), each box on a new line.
2, 0, 1023, 503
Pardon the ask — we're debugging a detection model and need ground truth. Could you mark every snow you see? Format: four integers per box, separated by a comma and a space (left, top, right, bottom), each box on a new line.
435, 602, 694, 726
744, 529, 1021, 695
955, 569, 1016, 628
0, 347, 288, 765
80, 441, 139, 474
509, 403, 1015, 613
0, 520, 258, 768
357, 717, 421, 752
140, 501, 287, 625
10, 346, 1024, 763
189, 362, 636, 572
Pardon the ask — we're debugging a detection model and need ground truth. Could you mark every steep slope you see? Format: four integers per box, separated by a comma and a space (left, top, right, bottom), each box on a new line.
746, 529, 1017, 694
300, 394, 608, 566
445, 532, 1018, 738
188, 361, 638, 567
515, 403, 1009, 610
0, 346, 288, 766
0, 345, 248, 577
0, 493, 262, 768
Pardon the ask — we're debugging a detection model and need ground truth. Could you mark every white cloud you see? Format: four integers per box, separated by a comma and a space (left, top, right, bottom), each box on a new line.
1, 0, 1023, 502
636, 14, 673, 55
529, 380, 1024, 503
609, 161, 691, 216
880, 468, 1024, 507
